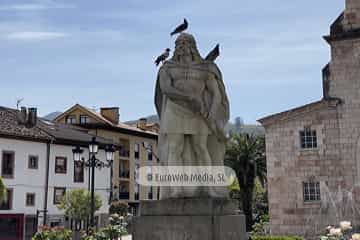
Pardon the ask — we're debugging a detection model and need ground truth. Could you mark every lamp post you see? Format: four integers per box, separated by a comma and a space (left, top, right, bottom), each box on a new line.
72, 137, 114, 232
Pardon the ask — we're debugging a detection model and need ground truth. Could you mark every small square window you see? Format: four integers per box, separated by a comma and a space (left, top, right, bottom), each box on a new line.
53, 187, 66, 204
55, 157, 67, 174
300, 128, 317, 149
303, 182, 321, 202
28, 155, 39, 169
26, 193, 35, 206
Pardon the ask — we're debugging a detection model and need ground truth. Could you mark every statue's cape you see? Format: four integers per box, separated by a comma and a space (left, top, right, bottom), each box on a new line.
154, 60, 230, 166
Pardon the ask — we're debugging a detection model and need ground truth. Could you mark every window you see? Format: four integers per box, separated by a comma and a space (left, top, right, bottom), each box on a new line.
28, 155, 38, 169
80, 115, 90, 124
26, 193, 35, 206
134, 184, 139, 200
66, 115, 76, 124
147, 145, 153, 161
303, 182, 321, 202
55, 157, 67, 174
53, 187, 66, 204
148, 187, 153, 199
2, 151, 14, 178
74, 161, 84, 183
134, 143, 140, 159
0, 189, 13, 210
300, 128, 317, 149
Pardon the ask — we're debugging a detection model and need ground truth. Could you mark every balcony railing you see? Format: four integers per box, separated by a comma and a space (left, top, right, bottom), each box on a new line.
119, 192, 129, 200
119, 171, 130, 178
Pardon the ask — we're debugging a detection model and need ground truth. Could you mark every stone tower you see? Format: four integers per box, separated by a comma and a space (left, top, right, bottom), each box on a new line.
325, 0, 360, 186
259, 1, 360, 236
344, 0, 360, 30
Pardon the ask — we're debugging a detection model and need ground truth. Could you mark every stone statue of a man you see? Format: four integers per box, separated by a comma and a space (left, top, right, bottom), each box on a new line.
155, 33, 230, 199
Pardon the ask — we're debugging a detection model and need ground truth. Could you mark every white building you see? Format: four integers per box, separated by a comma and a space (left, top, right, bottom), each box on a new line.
0, 107, 113, 240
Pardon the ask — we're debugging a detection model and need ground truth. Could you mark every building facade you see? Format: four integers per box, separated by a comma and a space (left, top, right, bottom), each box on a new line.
0, 107, 112, 240
54, 104, 159, 213
259, 0, 360, 236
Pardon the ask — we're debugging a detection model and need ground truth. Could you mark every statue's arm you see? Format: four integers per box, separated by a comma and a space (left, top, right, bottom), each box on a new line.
158, 68, 192, 102
206, 74, 222, 117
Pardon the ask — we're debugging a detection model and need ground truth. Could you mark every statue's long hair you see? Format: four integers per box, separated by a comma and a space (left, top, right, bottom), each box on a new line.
171, 33, 203, 63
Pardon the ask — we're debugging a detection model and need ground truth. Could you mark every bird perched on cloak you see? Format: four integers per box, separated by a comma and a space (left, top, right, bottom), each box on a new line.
170, 18, 188, 36
205, 44, 220, 62
155, 48, 171, 66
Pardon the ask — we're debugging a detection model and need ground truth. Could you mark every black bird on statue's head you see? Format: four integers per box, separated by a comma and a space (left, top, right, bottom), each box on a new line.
170, 18, 188, 36
155, 48, 171, 66
205, 44, 220, 62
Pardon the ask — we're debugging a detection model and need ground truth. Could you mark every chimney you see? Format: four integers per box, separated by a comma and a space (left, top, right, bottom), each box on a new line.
27, 108, 37, 128
100, 107, 119, 125
17, 107, 27, 125
137, 118, 147, 130
17, 107, 37, 128
344, 0, 360, 31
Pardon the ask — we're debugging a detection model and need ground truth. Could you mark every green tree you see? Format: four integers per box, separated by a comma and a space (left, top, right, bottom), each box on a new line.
225, 134, 266, 231
0, 177, 6, 202
58, 189, 102, 222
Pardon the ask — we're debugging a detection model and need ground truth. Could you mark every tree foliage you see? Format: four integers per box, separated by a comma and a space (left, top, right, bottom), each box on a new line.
0, 177, 6, 202
225, 134, 266, 231
57, 189, 102, 222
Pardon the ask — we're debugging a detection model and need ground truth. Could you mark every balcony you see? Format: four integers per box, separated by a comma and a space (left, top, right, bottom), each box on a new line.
119, 192, 129, 200
119, 171, 130, 179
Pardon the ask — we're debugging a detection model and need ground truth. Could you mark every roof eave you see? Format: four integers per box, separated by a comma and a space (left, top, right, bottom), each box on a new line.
257, 99, 341, 127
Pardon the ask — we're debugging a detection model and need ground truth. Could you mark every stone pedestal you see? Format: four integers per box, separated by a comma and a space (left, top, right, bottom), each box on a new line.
132, 199, 246, 240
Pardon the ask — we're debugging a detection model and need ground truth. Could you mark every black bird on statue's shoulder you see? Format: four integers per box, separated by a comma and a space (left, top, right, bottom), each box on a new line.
155, 48, 171, 66
170, 18, 188, 36
205, 44, 220, 62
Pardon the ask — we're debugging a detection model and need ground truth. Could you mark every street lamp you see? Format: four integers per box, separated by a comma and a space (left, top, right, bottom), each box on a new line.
105, 144, 115, 204
72, 137, 114, 231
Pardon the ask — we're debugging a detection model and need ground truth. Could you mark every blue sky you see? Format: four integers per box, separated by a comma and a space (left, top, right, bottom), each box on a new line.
0, 0, 344, 123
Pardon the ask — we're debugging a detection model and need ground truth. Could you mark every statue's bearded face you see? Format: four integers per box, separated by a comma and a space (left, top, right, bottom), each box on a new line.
175, 39, 192, 58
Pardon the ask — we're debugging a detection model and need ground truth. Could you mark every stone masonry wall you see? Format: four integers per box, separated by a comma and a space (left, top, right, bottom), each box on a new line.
345, 0, 360, 30
265, 103, 360, 236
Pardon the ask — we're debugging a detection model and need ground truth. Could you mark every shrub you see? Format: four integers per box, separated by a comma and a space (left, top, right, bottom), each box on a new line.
32, 226, 72, 240
320, 221, 360, 240
82, 214, 129, 240
109, 201, 129, 216
252, 236, 304, 240
251, 214, 270, 237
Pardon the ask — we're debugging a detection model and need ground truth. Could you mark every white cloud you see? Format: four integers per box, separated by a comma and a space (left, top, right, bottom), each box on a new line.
6, 31, 67, 40
0, 3, 75, 11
